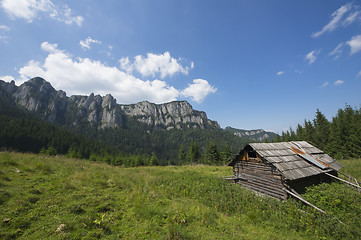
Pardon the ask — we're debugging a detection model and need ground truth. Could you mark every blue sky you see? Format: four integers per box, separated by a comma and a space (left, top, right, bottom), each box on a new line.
1, 0, 361, 133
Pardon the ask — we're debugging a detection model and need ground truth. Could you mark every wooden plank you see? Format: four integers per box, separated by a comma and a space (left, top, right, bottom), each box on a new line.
237, 178, 285, 195
237, 172, 283, 184
284, 188, 343, 224
325, 173, 361, 190
238, 181, 285, 198
240, 177, 284, 191
240, 182, 285, 198
284, 189, 326, 214
240, 184, 285, 199
337, 171, 361, 185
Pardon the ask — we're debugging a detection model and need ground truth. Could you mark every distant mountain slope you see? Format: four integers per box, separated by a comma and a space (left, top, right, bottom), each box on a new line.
224, 126, 276, 142
0, 77, 219, 130
0, 77, 249, 161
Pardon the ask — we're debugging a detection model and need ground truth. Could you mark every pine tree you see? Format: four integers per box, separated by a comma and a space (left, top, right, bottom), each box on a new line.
149, 152, 159, 166
204, 141, 221, 165
188, 141, 201, 164
296, 124, 305, 140
178, 144, 187, 164
313, 109, 330, 150
221, 143, 234, 164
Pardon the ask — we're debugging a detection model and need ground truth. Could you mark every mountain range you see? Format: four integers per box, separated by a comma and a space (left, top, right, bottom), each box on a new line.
0, 77, 276, 162
224, 127, 277, 142
0, 77, 219, 130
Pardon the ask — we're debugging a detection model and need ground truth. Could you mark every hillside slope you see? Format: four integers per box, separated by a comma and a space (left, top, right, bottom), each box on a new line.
0, 77, 248, 162
0, 152, 360, 239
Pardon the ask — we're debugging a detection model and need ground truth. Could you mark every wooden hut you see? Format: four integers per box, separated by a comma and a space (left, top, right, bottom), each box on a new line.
227, 141, 343, 200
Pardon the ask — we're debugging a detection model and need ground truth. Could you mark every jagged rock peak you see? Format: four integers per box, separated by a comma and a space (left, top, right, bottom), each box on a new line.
1, 77, 218, 130
68, 93, 121, 128
120, 100, 219, 129
0, 79, 17, 94
13, 77, 67, 119
2, 77, 122, 128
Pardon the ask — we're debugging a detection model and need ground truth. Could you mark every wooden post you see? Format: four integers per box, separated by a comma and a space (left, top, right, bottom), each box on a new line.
325, 173, 361, 190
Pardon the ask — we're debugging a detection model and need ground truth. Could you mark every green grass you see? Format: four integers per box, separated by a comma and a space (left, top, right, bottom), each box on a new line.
338, 159, 361, 181
0, 152, 360, 239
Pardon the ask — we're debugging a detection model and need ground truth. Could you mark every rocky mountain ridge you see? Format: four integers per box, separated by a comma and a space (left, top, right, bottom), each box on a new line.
121, 101, 219, 130
0, 77, 219, 130
224, 126, 276, 142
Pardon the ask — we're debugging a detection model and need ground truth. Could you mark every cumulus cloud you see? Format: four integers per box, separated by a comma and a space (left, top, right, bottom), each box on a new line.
15, 42, 216, 104
119, 52, 194, 79
181, 79, 217, 104
1, 0, 83, 26
0, 75, 14, 81
305, 50, 319, 64
347, 34, 361, 55
41, 41, 60, 53
276, 71, 285, 76
312, 3, 360, 38
334, 80, 344, 85
80, 37, 101, 50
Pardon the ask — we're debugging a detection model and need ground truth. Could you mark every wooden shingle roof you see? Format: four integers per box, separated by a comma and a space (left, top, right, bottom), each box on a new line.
236, 141, 343, 181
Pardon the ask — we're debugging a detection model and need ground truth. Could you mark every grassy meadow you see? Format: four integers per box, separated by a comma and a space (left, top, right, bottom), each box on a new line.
1, 152, 361, 239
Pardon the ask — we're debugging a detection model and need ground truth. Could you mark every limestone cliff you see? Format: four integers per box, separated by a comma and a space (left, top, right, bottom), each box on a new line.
0, 77, 219, 130
121, 101, 219, 129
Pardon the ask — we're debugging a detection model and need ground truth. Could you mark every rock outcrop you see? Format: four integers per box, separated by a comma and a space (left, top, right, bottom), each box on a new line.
68, 93, 122, 128
224, 127, 276, 141
12, 77, 68, 123
0, 77, 219, 130
121, 101, 219, 129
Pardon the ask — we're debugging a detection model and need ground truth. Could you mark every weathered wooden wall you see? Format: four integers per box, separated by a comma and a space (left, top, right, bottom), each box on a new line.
232, 157, 286, 200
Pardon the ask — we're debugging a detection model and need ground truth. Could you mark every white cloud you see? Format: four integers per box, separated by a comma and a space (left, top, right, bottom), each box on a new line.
0, 24, 10, 42
347, 34, 361, 55
334, 80, 344, 85
0, 75, 14, 81
276, 71, 284, 76
1, 0, 83, 26
0, 34, 8, 42
305, 50, 319, 64
15, 42, 216, 104
80, 37, 101, 50
344, 10, 361, 26
107, 45, 113, 57
0, 25, 10, 31
329, 42, 344, 59
120, 52, 194, 79
320, 81, 329, 88
312, 3, 357, 38
181, 79, 217, 104
41, 41, 59, 53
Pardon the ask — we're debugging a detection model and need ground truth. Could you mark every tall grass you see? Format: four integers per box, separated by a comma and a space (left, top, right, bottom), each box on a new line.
338, 159, 361, 181
0, 152, 360, 239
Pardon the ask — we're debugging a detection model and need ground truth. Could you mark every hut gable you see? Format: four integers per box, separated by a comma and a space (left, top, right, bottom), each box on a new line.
228, 141, 343, 200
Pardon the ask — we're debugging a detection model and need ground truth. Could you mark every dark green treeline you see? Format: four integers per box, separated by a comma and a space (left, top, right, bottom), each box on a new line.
275, 105, 361, 159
